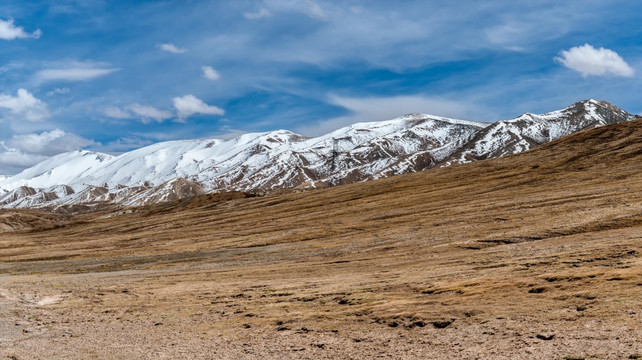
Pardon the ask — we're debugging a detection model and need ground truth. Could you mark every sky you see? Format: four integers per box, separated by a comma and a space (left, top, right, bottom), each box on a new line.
0, 0, 641, 174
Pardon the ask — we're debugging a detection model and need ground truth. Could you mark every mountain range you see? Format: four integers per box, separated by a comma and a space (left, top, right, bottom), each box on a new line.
0, 99, 638, 210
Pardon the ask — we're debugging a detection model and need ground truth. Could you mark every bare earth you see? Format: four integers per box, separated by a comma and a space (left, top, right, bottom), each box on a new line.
1, 121, 641, 359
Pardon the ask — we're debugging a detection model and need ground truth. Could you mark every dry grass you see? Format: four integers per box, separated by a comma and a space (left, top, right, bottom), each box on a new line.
1, 121, 642, 359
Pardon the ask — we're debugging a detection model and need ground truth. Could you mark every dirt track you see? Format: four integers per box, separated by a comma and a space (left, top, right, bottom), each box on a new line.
1, 121, 642, 359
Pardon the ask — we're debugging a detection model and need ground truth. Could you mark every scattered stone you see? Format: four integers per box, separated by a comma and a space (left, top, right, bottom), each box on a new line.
536, 334, 555, 341
243, 324, 251, 328
412, 320, 426, 328
528, 287, 546, 294
432, 320, 454, 329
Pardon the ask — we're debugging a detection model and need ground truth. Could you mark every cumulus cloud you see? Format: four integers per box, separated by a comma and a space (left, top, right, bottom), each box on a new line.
555, 44, 634, 77
243, 8, 273, 19
158, 43, 188, 54
0, 149, 46, 170
0, 129, 97, 172
4, 129, 96, 156
201, 65, 221, 81
0, 88, 50, 122
127, 103, 173, 123
0, 18, 41, 40
35, 61, 120, 82
173, 95, 224, 121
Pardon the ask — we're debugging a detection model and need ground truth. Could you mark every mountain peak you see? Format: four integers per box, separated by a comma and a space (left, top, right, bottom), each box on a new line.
1, 100, 639, 210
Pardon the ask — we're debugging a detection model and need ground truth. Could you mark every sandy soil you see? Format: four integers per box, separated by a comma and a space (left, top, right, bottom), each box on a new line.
1, 121, 642, 359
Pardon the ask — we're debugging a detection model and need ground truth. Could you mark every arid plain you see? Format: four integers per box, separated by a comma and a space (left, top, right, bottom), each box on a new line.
1, 120, 641, 359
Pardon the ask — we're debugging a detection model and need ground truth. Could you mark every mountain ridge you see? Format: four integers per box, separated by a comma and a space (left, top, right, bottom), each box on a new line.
0, 99, 638, 210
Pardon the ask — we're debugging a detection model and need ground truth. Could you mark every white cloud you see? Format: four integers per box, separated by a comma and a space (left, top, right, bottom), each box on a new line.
46, 87, 71, 96
173, 94, 224, 121
158, 43, 188, 54
0, 149, 46, 169
0, 89, 50, 122
104, 106, 131, 119
35, 61, 120, 82
127, 103, 173, 123
262, 0, 327, 19
4, 129, 96, 156
0, 129, 97, 171
201, 65, 221, 81
305, 1, 327, 19
104, 104, 173, 123
0, 18, 41, 40
243, 7, 273, 19
555, 44, 634, 77
96, 137, 154, 154
296, 95, 488, 136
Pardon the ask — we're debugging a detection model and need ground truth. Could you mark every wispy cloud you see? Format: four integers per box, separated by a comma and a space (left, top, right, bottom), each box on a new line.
173, 95, 224, 121
201, 66, 221, 81
157, 42, 188, 54
555, 44, 634, 77
46, 88, 71, 96
95, 137, 154, 154
243, 7, 272, 19
127, 103, 173, 123
35, 61, 119, 82
103, 106, 131, 119
0, 89, 50, 122
296, 94, 488, 136
0, 18, 41, 40
104, 104, 172, 123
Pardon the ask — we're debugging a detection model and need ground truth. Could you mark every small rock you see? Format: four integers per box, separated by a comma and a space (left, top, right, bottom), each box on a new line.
432, 320, 454, 329
536, 334, 555, 341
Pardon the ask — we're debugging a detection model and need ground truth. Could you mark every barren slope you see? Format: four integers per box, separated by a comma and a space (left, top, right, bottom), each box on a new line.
1, 120, 642, 359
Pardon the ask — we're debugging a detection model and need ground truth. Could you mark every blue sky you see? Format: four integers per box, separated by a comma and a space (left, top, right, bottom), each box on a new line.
0, 0, 641, 174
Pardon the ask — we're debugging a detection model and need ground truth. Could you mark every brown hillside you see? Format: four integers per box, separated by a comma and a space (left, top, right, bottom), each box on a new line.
1, 120, 641, 359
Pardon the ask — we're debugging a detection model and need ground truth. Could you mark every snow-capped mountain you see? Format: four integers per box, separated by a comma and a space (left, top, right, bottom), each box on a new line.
442, 99, 638, 165
0, 100, 638, 210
